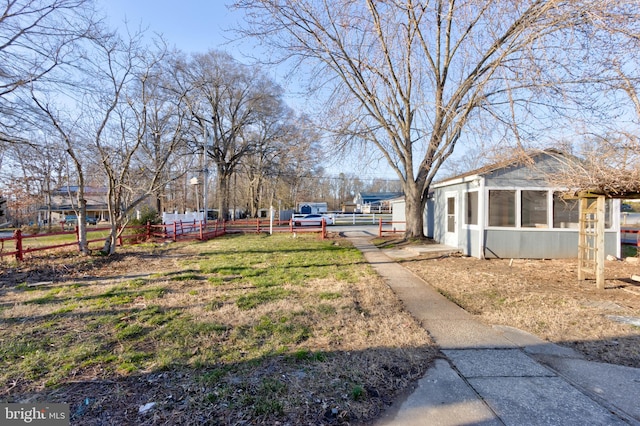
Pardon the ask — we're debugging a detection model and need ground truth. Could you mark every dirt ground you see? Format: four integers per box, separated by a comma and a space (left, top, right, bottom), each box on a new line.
396, 250, 640, 367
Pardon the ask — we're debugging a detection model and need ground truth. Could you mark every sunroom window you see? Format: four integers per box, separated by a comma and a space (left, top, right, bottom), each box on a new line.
488, 190, 515, 227
552, 194, 579, 229
522, 190, 548, 228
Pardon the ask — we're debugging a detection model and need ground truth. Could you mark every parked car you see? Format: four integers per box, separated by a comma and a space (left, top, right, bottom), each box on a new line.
64, 215, 97, 225
293, 214, 334, 226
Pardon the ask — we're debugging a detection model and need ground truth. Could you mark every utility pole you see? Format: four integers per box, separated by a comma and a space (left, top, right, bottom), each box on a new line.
203, 126, 209, 224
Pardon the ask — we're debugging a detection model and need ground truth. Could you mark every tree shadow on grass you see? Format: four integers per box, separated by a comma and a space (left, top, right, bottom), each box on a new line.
1, 344, 437, 426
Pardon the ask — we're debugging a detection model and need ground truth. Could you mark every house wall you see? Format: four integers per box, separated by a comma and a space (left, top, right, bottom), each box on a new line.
429, 153, 621, 259
429, 180, 480, 255
430, 182, 621, 258
390, 200, 407, 231
483, 229, 618, 259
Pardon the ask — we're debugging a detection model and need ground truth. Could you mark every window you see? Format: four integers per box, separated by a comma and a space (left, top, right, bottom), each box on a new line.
521, 191, 548, 228
488, 190, 515, 227
465, 191, 478, 225
447, 197, 456, 232
553, 193, 579, 228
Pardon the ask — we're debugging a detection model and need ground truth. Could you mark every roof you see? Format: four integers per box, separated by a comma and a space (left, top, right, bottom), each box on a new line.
435, 149, 569, 186
434, 148, 640, 199
357, 192, 404, 203
52, 186, 107, 195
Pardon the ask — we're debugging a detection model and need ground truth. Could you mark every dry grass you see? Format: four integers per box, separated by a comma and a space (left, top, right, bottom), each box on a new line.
399, 254, 640, 367
0, 234, 436, 425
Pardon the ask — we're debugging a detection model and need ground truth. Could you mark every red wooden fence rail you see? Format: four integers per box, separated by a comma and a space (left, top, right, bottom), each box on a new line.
1, 218, 331, 262
378, 219, 406, 237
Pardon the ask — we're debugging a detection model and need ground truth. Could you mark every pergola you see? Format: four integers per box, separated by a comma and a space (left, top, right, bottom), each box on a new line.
577, 190, 638, 290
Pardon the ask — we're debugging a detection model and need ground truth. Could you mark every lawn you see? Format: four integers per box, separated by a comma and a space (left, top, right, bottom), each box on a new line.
0, 233, 435, 425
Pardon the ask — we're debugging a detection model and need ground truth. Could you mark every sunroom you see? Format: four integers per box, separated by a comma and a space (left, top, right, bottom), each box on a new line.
426, 150, 621, 259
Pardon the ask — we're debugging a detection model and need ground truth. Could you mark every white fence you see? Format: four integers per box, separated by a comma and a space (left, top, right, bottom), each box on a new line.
290, 213, 391, 225
162, 212, 204, 225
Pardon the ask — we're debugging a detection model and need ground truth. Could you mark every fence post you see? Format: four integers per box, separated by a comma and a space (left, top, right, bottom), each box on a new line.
173, 222, 178, 242
199, 220, 204, 240
257, 219, 261, 233
379, 218, 383, 237
322, 219, 326, 240
146, 221, 151, 240
14, 229, 23, 262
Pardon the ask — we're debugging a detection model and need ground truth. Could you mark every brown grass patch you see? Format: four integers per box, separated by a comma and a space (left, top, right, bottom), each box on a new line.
401, 256, 640, 367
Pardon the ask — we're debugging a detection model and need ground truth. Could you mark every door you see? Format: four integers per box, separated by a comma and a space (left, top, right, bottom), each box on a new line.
444, 194, 458, 247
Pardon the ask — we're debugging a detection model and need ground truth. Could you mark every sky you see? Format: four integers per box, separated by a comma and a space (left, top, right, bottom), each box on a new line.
99, 1, 242, 54
98, 0, 399, 180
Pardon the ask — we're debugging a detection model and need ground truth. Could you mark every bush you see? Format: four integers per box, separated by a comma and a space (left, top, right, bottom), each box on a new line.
129, 207, 161, 226
20, 224, 40, 235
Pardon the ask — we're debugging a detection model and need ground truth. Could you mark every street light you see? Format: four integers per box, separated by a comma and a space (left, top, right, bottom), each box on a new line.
190, 177, 200, 214
202, 126, 211, 224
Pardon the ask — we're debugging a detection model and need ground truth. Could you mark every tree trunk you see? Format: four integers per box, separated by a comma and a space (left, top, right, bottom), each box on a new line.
76, 180, 89, 255
217, 171, 231, 220
102, 221, 118, 255
404, 181, 427, 240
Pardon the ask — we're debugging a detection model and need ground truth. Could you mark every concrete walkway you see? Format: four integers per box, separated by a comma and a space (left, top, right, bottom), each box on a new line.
343, 231, 640, 426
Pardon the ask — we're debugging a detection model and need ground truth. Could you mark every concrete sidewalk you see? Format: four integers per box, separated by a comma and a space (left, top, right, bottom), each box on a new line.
344, 232, 640, 426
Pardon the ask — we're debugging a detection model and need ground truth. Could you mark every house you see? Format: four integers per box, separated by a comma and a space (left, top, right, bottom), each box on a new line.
354, 192, 403, 213
423, 150, 620, 259
389, 196, 407, 231
297, 202, 328, 214
38, 186, 109, 225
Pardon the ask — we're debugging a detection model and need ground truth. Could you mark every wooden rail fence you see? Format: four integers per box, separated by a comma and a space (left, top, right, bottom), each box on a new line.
1, 218, 329, 262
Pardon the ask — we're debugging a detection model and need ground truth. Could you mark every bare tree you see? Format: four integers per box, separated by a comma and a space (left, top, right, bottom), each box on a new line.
242, 108, 316, 217
0, 0, 96, 145
138, 59, 193, 216
32, 93, 93, 253
0, 137, 67, 230
235, 0, 639, 238
86, 35, 188, 254
173, 50, 286, 220
242, 109, 288, 217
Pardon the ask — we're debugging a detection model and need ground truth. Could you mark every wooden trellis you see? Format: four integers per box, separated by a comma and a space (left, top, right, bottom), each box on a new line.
577, 195, 606, 290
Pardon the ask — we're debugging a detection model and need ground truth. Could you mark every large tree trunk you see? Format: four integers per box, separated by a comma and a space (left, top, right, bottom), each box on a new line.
404, 181, 427, 240
217, 170, 231, 220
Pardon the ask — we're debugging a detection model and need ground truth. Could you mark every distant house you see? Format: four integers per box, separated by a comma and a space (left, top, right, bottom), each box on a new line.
341, 201, 357, 213
425, 150, 620, 259
354, 192, 403, 213
38, 186, 109, 225
297, 202, 328, 215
